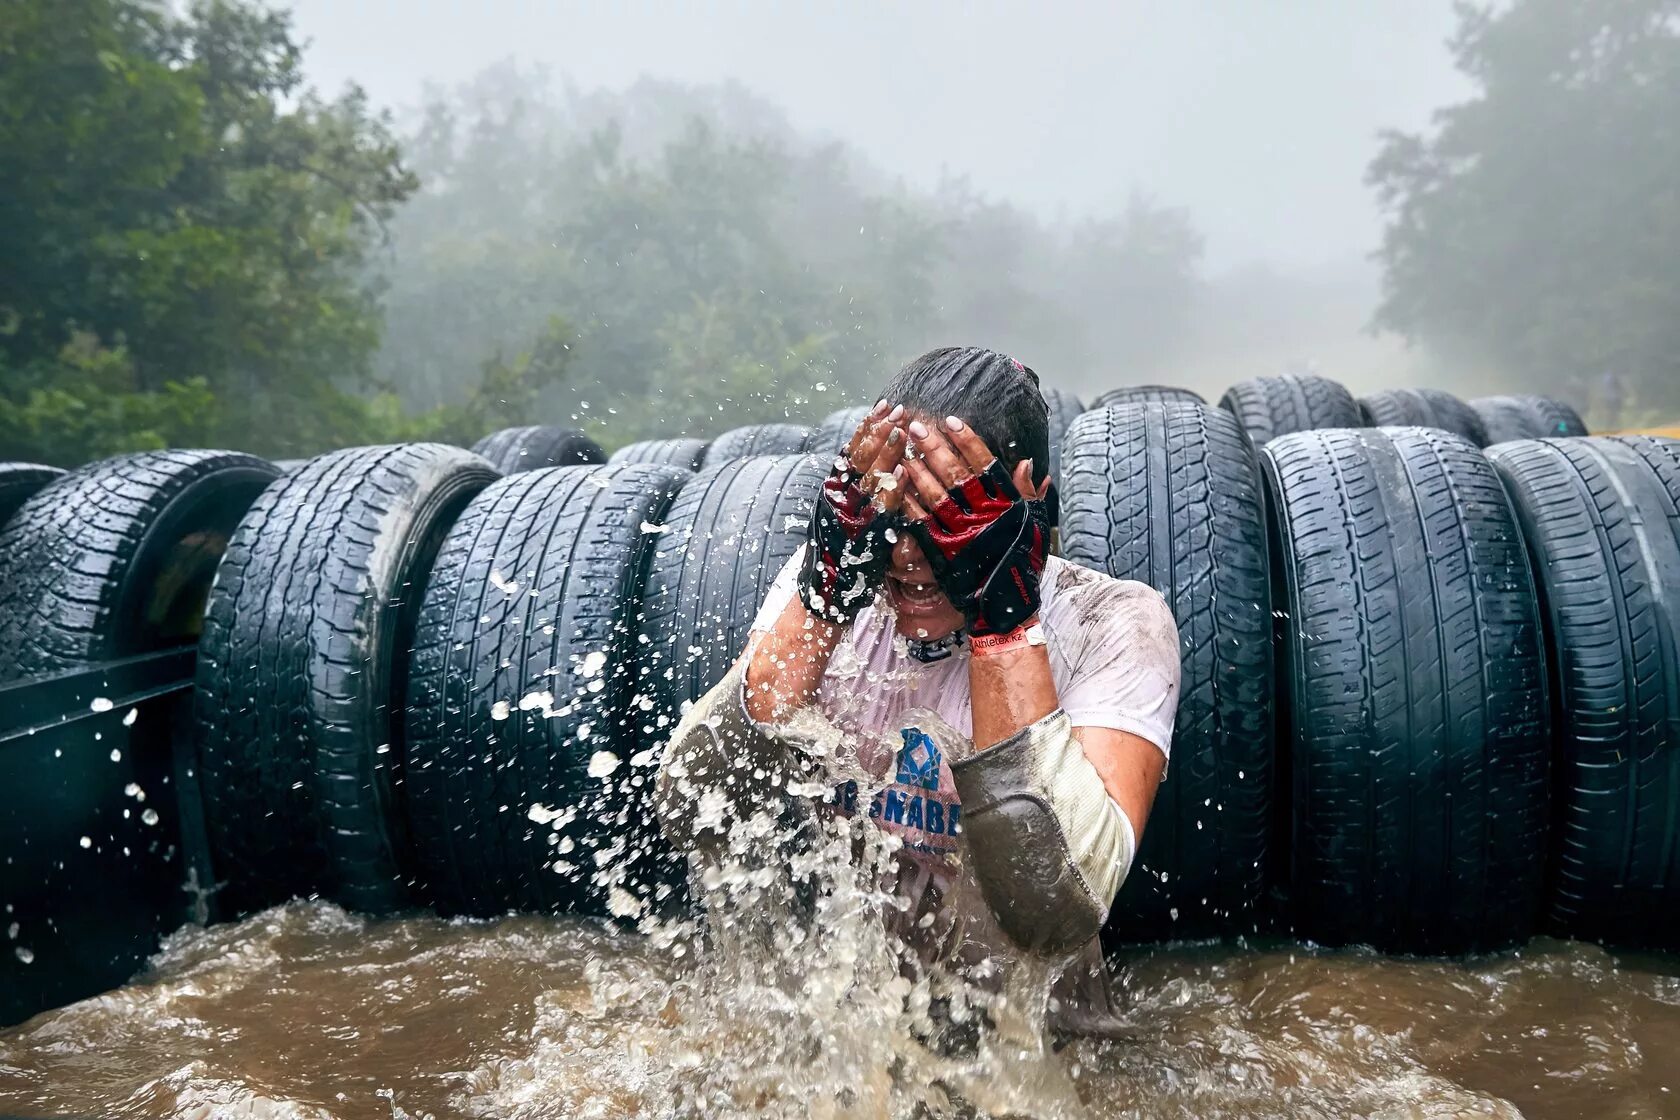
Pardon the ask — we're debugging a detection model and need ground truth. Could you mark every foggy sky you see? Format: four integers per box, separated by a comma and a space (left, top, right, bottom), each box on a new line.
284, 0, 1468, 274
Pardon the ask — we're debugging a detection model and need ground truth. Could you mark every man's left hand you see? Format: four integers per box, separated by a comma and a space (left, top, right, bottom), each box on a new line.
902, 417, 1049, 637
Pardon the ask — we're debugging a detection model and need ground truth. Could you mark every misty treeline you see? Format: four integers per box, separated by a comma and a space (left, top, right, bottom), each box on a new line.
3, 0, 1676, 466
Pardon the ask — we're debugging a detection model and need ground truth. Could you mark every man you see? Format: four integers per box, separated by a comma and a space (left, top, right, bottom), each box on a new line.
653, 346, 1180, 1030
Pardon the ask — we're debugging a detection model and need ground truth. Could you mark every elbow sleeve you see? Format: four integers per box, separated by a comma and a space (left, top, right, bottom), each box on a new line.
949, 710, 1136, 955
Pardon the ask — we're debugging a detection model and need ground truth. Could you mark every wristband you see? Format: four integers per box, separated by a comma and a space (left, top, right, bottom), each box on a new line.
967, 620, 1046, 657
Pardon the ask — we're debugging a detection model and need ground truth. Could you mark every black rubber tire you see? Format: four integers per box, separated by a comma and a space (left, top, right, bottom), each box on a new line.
1218, 374, 1364, 445
471, 426, 606, 474
1060, 403, 1274, 940
193, 444, 499, 916
1487, 436, 1680, 949
804, 406, 871, 459
1041, 386, 1084, 485
1089, 386, 1207, 410
0, 463, 65, 533
702, 423, 814, 466
639, 454, 826, 734
609, 438, 709, 471
0, 451, 279, 683
1358, 388, 1490, 446
273, 458, 309, 473
1472, 395, 1591, 444
404, 463, 690, 917
1263, 427, 1550, 953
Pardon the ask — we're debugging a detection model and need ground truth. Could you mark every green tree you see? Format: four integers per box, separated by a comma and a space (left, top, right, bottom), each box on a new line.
0, 0, 419, 463
1369, 0, 1680, 425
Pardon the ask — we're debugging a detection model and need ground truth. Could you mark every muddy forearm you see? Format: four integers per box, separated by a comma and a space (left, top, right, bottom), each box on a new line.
653, 659, 803, 854
744, 592, 843, 724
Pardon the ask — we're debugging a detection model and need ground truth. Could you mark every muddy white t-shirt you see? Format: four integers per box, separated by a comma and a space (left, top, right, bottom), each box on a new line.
748, 550, 1180, 911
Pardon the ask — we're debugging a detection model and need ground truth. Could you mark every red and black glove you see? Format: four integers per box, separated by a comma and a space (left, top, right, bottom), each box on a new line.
797, 460, 893, 623
908, 459, 1048, 637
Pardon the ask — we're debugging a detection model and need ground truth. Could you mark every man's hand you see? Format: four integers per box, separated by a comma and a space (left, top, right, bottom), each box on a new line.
902, 416, 1049, 637
796, 401, 909, 624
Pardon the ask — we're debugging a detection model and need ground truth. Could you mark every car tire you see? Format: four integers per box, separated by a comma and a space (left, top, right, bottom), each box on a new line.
193, 444, 499, 916
1060, 402, 1275, 940
703, 423, 814, 465
804, 406, 871, 459
608, 439, 709, 471
1487, 436, 1680, 948
1041, 386, 1084, 485
0, 451, 278, 682
471, 426, 606, 474
403, 463, 690, 917
1089, 386, 1206, 410
1218, 374, 1363, 445
1358, 388, 1489, 446
1263, 427, 1550, 953
0, 463, 65, 533
1471, 395, 1590, 444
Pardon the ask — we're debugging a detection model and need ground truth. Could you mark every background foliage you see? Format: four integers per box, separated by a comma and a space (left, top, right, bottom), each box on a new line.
3, 0, 1675, 466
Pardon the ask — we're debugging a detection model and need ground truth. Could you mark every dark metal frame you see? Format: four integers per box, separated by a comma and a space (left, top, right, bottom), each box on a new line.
0, 648, 213, 1026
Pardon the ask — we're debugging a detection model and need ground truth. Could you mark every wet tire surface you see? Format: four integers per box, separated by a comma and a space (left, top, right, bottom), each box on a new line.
702, 423, 814, 466
1472, 395, 1590, 444
471, 426, 606, 474
404, 463, 689, 917
1264, 426, 1550, 953
193, 444, 499, 916
804, 406, 871, 459
1359, 388, 1489, 446
1090, 386, 1207, 410
1488, 436, 1680, 947
637, 454, 825, 733
1060, 402, 1274, 941
609, 438, 709, 471
0, 450, 277, 682
0, 463, 66, 534
1219, 374, 1363, 445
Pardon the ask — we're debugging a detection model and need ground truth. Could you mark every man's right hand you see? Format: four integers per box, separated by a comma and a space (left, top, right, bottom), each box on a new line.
796, 401, 908, 623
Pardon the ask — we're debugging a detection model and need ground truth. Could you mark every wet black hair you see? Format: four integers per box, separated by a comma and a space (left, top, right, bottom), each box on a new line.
880, 346, 1052, 487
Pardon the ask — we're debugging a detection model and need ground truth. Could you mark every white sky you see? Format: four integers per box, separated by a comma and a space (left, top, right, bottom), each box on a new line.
284, 0, 1469, 273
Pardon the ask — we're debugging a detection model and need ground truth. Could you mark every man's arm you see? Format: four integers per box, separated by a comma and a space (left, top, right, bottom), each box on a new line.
904, 418, 1169, 954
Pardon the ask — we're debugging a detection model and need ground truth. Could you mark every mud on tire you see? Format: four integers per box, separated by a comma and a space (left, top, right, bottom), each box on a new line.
471, 426, 606, 474
1487, 436, 1680, 949
1263, 427, 1550, 953
0, 451, 278, 682
1060, 403, 1274, 940
609, 438, 709, 471
1218, 374, 1363, 445
193, 444, 499, 916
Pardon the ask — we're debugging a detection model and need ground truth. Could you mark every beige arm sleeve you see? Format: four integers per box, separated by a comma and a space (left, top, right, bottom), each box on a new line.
949, 708, 1137, 955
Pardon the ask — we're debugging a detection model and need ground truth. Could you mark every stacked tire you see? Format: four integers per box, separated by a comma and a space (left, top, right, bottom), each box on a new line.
1473, 395, 1589, 443
471, 426, 606, 473
703, 423, 813, 465
1219, 373, 1364, 444
1060, 402, 1274, 940
1488, 437, 1680, 948
1358, 388, 1489, 446
1262, 427, 1550, 953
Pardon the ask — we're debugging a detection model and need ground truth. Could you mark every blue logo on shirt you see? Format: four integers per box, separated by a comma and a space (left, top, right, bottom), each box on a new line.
895, 727, 942, 791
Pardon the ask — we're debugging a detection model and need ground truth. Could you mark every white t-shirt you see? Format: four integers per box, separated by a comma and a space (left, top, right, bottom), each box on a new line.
749, 549, 1180, 905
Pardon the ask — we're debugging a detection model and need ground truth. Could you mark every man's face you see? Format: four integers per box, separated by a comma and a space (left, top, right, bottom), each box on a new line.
884, 528, 967, 640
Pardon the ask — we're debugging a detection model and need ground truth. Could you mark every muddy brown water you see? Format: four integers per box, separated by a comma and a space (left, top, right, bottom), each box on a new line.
2, 901, 1678, 1120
